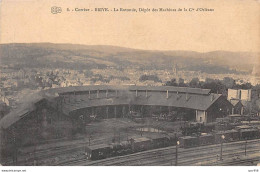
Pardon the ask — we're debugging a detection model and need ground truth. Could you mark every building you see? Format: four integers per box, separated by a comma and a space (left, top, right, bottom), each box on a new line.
0, 85, 235, 160
227, 88, 252, 102
0, 85, 234, 131
230, 99, 244, 115
250, 65, 260, 85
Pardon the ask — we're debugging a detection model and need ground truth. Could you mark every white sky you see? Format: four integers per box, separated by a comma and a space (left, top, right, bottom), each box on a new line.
0, 0, 259, 52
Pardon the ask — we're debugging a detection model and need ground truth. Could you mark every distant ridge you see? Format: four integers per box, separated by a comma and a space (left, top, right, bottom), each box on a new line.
1, 42, 259, 54
0, 43, 259, 74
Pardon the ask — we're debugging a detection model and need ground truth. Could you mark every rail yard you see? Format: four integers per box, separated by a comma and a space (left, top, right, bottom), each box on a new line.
0, 85, 259, 166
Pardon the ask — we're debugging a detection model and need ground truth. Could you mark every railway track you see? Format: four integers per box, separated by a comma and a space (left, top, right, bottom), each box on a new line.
217, 156, 260, 166
82, 139, 260, 166
3, 138, 259, 166
3, 143, 88, 166
87, 146, 259, 166
136, 147, 260, 166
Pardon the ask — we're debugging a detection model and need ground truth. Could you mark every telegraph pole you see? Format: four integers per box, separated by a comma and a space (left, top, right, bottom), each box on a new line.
220, 135, 225, 161
175, 141, 180, 166
245, 139, 247, 156
119, 132, 121, 144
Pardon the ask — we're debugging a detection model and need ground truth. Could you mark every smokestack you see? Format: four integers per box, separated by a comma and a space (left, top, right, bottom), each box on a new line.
166, 90, 169, 99
211, 94, 214, 101
248, 89, 252, 101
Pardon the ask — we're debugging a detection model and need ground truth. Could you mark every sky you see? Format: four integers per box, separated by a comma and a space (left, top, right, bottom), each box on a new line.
0, 0, 259, 52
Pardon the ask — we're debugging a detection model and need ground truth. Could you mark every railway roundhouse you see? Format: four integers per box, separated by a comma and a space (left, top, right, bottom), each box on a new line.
0, 85, 234, 159
0, 85, 233, 130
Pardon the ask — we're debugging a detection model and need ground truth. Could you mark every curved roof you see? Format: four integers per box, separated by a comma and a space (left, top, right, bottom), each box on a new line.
0, 85, 218, 129
63, 91, 221, 115
44, 85, 211, 95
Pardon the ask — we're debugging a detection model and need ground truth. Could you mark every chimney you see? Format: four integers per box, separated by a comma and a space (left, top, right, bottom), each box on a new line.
166, 90, 169, 99
211, 94, 214, 101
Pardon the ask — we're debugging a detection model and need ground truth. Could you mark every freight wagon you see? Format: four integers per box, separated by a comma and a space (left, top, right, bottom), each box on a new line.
215, 130, 240, 143
130, 137, 152, 152
179, 136, 199, 148
85, 144, 111, 160
199, 134, 214, 146
149, 135, 170, 148
239, 129, 260, 140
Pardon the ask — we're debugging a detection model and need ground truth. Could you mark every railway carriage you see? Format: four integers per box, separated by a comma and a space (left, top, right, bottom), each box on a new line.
214, 130, 240, 143
85, 144, 111, 160
149, 135, 170, 148
199, 134, 214, 146
110, 141, 132, 156
179, 136, 199, 148
239, 128, 260, 140
130, 137, 152, 152
167, 132, 180, 146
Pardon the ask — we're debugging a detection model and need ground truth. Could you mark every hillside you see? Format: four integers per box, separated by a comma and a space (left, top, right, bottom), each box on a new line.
0, 43, 259, 74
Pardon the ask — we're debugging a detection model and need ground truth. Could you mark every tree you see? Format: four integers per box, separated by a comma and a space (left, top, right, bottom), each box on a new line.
139, 74, 162, 83
189, 78, 200, 88
165, 78, 178, 86
201, 79, 226, 94
222, 77, 235, 88
178, 78, 187, 87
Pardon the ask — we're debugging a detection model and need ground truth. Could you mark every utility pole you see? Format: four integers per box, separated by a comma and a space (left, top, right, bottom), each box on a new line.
106, 106, 109, 119
89, 135, 91, 146
11, 127, 18, 166
220, 135, 225, 161
175, 141, 180, 166
119, 132, 121, 144
245, 139, 247, 156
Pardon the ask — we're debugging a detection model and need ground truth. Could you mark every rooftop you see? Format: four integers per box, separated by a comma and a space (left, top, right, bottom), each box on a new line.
0, 85, 225, 129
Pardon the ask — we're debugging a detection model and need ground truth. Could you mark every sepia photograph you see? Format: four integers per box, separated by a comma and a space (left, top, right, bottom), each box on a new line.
0, 0, 259, 170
